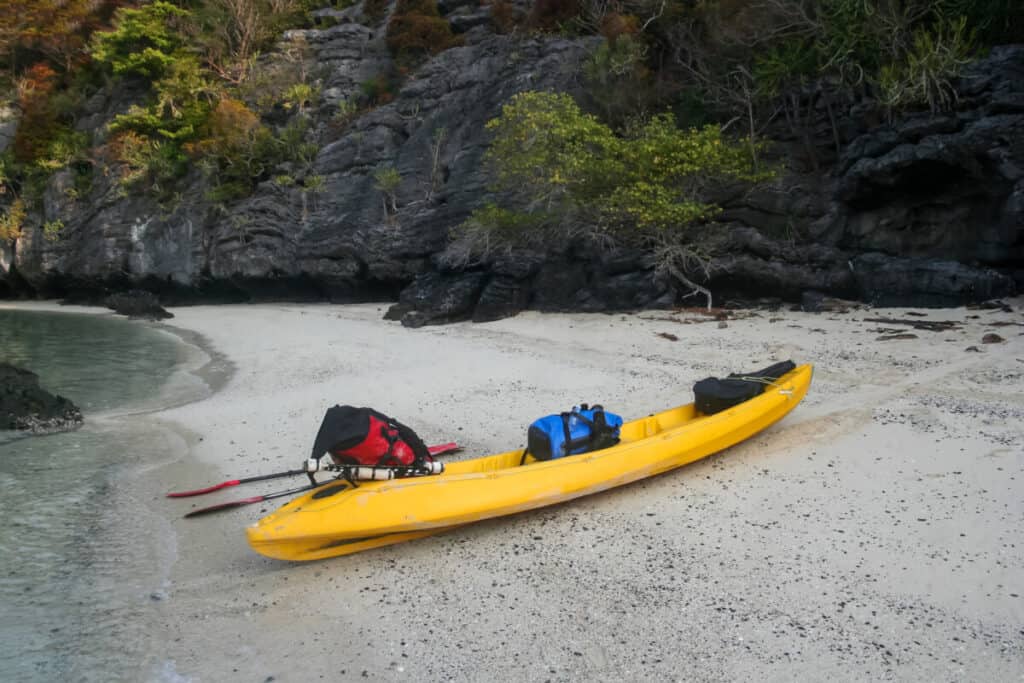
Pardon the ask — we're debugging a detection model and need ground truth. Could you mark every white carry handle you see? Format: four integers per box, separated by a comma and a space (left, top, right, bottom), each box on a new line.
347, 462, 443, 480
351, 466, 396, 481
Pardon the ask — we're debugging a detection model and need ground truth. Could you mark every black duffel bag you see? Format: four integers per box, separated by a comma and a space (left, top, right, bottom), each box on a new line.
693, 360, 796, 415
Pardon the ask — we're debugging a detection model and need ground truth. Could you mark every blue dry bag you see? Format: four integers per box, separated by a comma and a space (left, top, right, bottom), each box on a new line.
526, 404, 623, 461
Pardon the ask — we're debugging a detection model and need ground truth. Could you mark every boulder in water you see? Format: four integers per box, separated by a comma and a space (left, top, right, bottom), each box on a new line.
0, 363, 83, 433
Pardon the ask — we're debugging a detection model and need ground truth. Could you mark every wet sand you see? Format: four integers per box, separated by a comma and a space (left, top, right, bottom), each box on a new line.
12, 299, 1024, 680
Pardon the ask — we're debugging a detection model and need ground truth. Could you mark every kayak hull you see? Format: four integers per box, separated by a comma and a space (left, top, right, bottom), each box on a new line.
247, 364, 813, 561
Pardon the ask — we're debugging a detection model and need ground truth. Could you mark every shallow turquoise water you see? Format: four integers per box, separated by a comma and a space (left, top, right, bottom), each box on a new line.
0, 309, 209, 681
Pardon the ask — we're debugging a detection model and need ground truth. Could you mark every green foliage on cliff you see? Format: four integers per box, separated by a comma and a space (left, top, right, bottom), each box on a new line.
386, 0, 463, 67
459, 91, 768, 247
0, 199, 26, 243
515, 0, 1020, 136
89, 3, 322, 200
90, 2, 189, 79
0, 0, 329, 213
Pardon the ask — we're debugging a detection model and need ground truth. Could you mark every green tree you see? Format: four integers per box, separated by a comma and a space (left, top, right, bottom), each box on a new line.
90, 1, 189, 79
457, 91, 770, 306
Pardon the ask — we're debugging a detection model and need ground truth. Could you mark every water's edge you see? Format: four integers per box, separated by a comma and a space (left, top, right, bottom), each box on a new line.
0, 303, 237, 682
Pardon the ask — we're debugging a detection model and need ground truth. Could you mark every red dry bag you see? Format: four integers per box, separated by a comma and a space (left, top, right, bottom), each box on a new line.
309, 405, 431, 468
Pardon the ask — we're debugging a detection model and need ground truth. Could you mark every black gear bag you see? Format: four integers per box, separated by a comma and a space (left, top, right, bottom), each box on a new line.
693, 360, 796, 415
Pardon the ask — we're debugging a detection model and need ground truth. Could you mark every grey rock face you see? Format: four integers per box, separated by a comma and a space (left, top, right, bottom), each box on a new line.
0, 241, 12, 296
850, 252, 1017, 306
1, 26, 1021, 317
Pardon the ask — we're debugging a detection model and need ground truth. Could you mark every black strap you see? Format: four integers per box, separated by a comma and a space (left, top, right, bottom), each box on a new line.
390, 417, 432, 465
560, 413, 573, 457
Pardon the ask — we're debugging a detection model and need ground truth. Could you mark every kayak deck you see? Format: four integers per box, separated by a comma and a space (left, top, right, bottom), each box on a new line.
247, 364, 813, 561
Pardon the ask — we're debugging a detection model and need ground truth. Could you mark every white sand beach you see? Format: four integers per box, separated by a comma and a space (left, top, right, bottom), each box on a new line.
9, 299, 1024, 681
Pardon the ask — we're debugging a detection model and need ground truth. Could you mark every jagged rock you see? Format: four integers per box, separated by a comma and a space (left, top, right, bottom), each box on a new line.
0, 241, 13, 297
0, 363, 83, 433
387, 270, 487, 327
530, 261, 589, 311
104, 290, 174, 320
448, 7, 493, 33
850, 253, 1016, 307
472, 276, 527, 322
829, 45, 1024, 281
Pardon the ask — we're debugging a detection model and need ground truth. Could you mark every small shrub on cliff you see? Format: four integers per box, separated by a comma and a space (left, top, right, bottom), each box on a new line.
373, 165, 401, 215
42, 219, 64, 242
106, 130, 190, 194
385, 0, 462, 66
584, 35, 654, 129
12, 63, 61, 163
0, 199, 26, 242
89, 1, 190, 79
526, 0, 582, 32
189, 98, 287, 201
878, 17, 975, 116
109, 57, 216, 142
489, 0, 522, 34
359, 72, 399, 105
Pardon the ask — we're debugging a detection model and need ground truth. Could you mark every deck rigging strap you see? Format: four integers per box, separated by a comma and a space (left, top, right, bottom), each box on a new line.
308, 461, 444, 487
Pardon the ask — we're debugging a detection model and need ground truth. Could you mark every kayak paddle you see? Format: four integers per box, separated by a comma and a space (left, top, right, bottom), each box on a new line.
183, 484, 318, 518
167, 441, 461, 498
181, 463, 445, 518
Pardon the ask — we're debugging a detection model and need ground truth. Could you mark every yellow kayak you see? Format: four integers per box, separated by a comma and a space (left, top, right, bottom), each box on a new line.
247, 364, 813, 561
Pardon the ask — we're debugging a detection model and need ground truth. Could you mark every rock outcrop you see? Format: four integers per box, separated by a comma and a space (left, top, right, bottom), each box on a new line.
104, 290, 174, 320
0, 363, 83, 434
0, 2, 1021, 323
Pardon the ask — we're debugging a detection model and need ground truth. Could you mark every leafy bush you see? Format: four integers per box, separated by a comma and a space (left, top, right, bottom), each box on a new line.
190, 98, 288, 200
42, 219, 64, 242
0, 199, 26, 242
489, 0, 522, 34
878, 17, 975, 115
106, 130, 190, 193
89, 1, 190, 79
109, 56, 216, 142
282, 82, 318, 114
457, 91, 771, 306
12, 63, 61, 163
526, 0, 581, 32
464, 91, 768, 240
359, 72, 399, 105
373, 166, 401, 214
584, 34, 653, 129
385, 0, 462, 66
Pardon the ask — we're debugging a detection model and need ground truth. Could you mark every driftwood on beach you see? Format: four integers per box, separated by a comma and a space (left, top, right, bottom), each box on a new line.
863, 317, 962, 332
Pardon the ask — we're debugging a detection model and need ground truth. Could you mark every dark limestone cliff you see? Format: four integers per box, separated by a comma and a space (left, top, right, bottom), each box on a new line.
1, 3, 1021, 324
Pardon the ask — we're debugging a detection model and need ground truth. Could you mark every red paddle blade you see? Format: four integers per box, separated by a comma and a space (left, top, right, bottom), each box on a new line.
169, 442, 460, 499
183, 496, 264, 518
428, 442, 460, 456
167, 480, 240, 498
